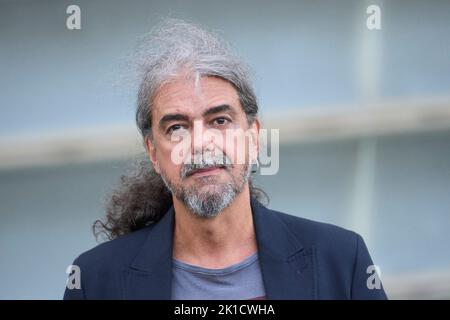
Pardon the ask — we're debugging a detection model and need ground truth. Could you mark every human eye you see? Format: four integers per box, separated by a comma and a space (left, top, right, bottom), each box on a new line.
212, 117, 231, 126
166, 123, 188, 134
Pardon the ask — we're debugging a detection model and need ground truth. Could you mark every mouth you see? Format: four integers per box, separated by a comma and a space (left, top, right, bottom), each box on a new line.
188, 165, 226, 177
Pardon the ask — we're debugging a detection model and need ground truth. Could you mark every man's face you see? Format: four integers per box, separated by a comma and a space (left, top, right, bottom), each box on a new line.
146, 75, 259, 218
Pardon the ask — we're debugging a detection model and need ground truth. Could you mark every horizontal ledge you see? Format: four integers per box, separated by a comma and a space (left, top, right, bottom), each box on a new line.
1, 97, 450, 170
0, 125, 143, 170
262, 96, 450, 143
383, 268, 450, 299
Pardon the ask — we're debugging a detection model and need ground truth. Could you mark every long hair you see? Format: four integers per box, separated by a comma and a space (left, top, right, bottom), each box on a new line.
93, 158, 268, 240
94, 19, 267, 240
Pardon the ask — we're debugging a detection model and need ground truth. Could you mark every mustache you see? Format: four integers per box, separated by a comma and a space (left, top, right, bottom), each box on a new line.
180, 153, 232, 179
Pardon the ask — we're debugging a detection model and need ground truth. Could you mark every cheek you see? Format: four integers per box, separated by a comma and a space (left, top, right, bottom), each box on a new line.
222, 131, 252, 165
156, 144, 181, 176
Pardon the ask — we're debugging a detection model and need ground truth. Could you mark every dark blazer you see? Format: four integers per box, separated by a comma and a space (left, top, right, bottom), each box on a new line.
64, 198, 387, 300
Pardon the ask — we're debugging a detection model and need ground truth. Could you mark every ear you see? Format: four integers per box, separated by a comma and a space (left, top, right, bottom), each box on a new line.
249, 119, 260, 161
145, 135, 160, 174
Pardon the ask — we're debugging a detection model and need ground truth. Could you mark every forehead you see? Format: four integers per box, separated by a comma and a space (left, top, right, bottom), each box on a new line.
152, 76, 241, 120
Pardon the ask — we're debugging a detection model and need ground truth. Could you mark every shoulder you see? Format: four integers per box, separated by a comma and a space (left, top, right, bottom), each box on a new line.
269, 206, 359, 243
72, 224, 153, 273
266, 207, 387, 299
65, 225, 156, 299
266, 206, 362, 260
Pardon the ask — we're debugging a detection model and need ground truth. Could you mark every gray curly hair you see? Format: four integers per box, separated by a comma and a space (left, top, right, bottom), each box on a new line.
94, 19, 267, 240
135, 18, 259, 139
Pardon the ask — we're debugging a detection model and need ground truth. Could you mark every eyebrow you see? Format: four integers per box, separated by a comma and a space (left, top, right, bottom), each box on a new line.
202, 104, 234, 117
158, 114, 190, 131
158, 104, 235, 131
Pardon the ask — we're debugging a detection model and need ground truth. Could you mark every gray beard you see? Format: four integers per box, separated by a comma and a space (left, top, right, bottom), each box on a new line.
160, 164, 251, 218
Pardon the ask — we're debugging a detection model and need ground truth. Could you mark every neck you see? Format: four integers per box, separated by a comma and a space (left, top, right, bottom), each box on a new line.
172, 186, 257, 268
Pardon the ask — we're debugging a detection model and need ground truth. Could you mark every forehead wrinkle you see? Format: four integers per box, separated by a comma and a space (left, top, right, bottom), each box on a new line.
154, 75, 241, 126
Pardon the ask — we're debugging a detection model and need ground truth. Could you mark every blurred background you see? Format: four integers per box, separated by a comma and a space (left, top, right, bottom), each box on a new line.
1, 0, 450, 299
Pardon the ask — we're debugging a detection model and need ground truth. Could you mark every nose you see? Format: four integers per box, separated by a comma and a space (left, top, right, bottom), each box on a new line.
191, 120, 223, 164
191, 120, 210, 163
192, 120, 204, 154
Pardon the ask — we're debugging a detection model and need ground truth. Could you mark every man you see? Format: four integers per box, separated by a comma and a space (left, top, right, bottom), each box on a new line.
64, 19, 387, 300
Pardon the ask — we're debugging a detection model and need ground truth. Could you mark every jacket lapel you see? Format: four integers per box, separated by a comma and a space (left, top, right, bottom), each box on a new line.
122, 199, 317, 300
122, 206, 175, 300
251, 198, 317, 299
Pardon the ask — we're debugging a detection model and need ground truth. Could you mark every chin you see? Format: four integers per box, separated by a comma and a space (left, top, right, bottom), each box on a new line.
195, 183, 224, 195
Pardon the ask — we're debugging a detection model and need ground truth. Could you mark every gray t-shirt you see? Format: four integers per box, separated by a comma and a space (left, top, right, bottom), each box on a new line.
171, 252, 266, 300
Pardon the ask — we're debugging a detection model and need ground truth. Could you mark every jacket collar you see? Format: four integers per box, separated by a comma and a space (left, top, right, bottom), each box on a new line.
123, 205, 175, 299
251, 198, 316, 299
123, 198, 316, 299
